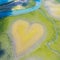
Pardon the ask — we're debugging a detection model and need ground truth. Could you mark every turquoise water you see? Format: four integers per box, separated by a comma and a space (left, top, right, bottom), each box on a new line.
0, 0, 41, 18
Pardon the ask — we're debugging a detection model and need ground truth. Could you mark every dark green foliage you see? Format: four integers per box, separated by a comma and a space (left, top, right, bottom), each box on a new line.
0, 42, 5, 57
0, 50, 5, 57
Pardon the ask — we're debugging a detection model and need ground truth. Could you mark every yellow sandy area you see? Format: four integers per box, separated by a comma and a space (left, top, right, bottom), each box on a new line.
12, 5, 25, 10
45, 1, 60, 18
11, 20, 44, 55
15, 0, 19, 2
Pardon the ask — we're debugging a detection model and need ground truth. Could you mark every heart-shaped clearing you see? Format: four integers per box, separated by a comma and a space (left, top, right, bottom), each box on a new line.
10, 20, 45, 56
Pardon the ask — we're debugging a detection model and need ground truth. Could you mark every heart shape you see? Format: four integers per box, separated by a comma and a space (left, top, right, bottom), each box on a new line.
9, 20, 45, 56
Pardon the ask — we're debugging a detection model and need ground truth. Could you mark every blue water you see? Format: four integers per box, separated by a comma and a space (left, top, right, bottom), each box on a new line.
0, 0, 41, 18
0, 0, 13, 5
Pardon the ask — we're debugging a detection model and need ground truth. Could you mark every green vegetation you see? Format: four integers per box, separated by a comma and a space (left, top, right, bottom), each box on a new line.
55, 0, 60, 3
0, 1, 60, 60
0, 9, 56, 60
0, 33, 14, 60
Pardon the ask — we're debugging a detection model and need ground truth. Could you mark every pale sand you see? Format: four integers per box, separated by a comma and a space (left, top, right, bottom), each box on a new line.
12, 5, 25, 10
45, 1, 60, 19
15, 0, 19, 2
11, 20, 44, 55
